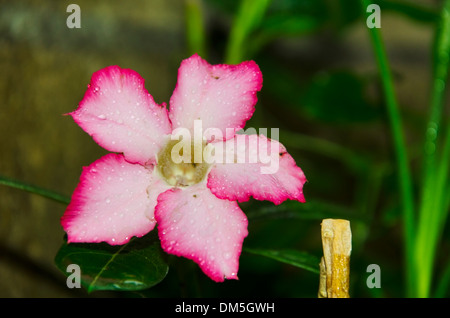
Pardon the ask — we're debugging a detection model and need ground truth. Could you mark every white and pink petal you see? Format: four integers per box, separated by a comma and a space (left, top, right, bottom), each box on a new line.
70, 65, 172, 165
169, 54, 263, 141
61, 153, 168, 245
154, 183, 248, 282
207, 134, 307, 205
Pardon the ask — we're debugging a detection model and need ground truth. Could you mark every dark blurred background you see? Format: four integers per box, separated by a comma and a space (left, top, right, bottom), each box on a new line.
0, 0, 447, 297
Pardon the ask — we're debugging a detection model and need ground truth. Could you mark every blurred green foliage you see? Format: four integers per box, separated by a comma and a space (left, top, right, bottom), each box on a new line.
1, 0, 449, 298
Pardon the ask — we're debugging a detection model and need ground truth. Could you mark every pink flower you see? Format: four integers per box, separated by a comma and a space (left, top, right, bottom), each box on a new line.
62, 54, 307, 282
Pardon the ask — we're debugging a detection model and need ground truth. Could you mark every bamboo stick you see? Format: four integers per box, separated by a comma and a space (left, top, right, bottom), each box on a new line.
318, 219, 352, 298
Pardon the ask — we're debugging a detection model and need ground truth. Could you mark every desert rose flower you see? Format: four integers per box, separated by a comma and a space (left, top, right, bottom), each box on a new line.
62, 54, 307, 282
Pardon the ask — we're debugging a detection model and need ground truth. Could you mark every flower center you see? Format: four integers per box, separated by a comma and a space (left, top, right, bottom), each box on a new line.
157, 138, 210, 187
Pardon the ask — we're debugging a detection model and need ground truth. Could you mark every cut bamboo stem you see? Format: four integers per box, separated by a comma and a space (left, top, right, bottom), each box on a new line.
318, 219, 352, 298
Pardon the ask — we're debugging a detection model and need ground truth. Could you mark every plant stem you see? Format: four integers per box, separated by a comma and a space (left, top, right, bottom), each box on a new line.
362, 0, 416, 297
0, 175, 70, 205
185, 0, 207, 58
434, 256, 450, 298
224, 0, 272, 64
414, 0, 450, 298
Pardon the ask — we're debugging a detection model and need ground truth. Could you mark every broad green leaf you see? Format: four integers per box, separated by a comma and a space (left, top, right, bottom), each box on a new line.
55, 231, 169, 293
244, 247, 320, 274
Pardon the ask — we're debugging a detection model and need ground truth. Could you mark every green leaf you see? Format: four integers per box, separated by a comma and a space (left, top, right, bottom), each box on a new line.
185, 0, 207, 58
225, 0, 273, 64
434, 257, 450, 297
375, 0, 439, 24
0, 174, 70, 205
259, 0, 327, 35
54, 231, 169, 293
244, 247, 320, 274
246, 199, 365, 223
